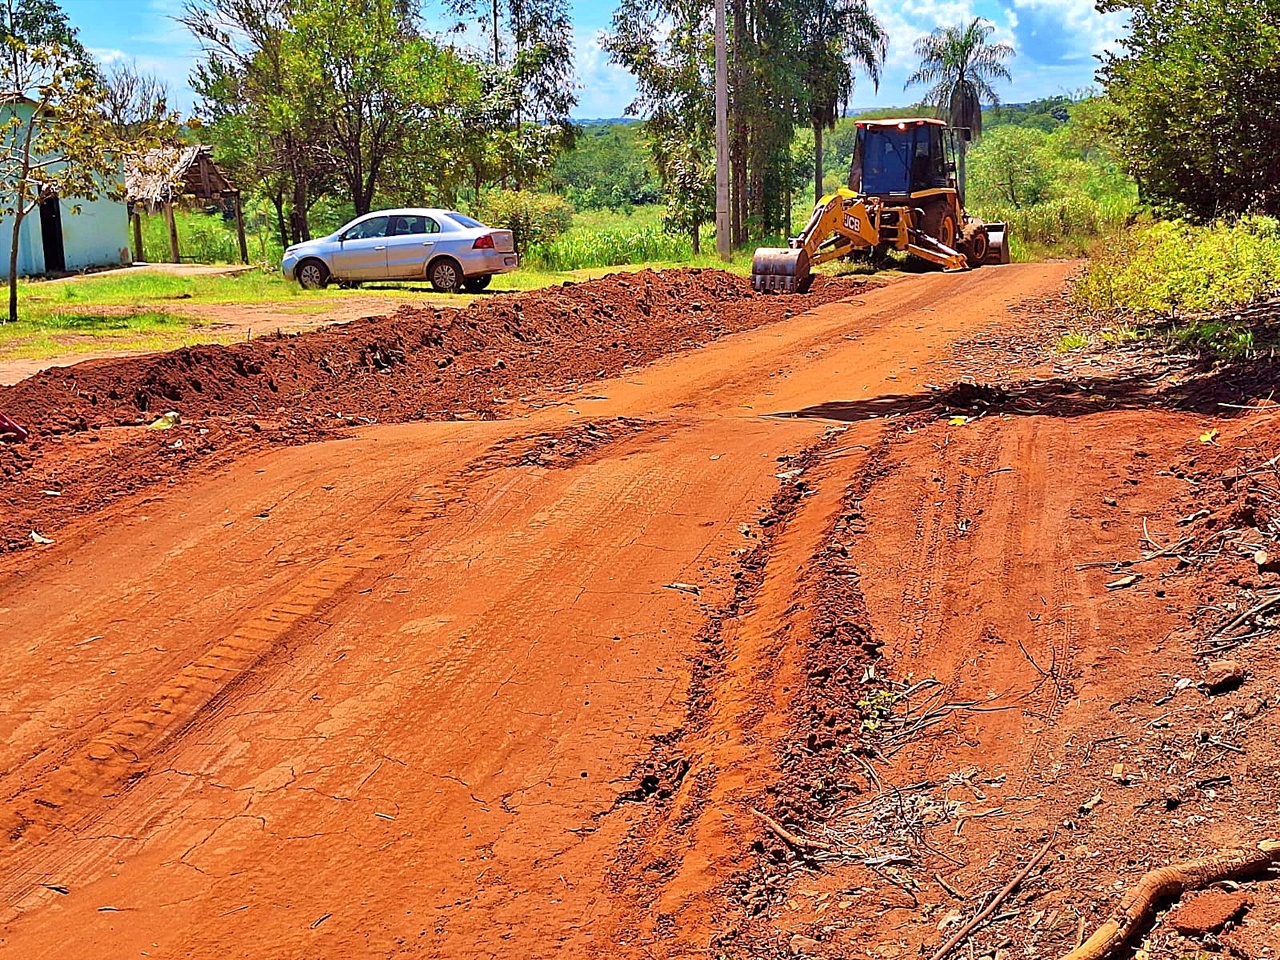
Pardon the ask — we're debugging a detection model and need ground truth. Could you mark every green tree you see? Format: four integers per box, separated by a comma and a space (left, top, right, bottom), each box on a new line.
0, 0, 91, 72
606, 0, 717, 241
905, 17, 1013, 137
286, 0, 478, 215
1099, 0, 1280, 219
448, 0, 576, 141
0, 41, 141, 321
798, 0, 886, 203
966, 126, 1052, 208
549, 123, 660, 211
183, 0, 330, 244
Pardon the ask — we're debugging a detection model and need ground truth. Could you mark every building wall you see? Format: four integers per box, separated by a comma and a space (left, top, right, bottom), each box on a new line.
0, 100, 131, 278
0, 207, 45, 278
56, 192, 131, 273
0, 100, 44, 278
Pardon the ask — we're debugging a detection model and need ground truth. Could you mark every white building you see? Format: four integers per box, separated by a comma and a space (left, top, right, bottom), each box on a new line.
0, 95, 132, 278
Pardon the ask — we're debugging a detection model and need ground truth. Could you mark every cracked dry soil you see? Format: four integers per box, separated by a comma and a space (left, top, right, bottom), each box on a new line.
4, 261, 1280, 959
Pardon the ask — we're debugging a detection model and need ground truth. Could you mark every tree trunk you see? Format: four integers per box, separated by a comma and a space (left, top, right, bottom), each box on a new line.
271, 192, 285, 249
691, 219, 700, 255
233, 194, 249, 264
291, 179, 310, 242
8, 211, 21, 324
131, 208, 144, 263
814, 121, 824, 204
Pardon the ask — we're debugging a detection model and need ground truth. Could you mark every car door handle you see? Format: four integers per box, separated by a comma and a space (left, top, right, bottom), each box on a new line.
374, 245, 386, 251
422, 240, 434, 247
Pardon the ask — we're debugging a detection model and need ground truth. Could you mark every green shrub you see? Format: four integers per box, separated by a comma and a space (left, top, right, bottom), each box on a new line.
1074, 216, 1280, 316
475, 190, 573, 252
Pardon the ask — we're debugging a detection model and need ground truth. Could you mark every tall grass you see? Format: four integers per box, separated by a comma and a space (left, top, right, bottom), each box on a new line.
971, 194, 1138, 260
139, 208, 285, 267
527, 222, 699, 271
1074, 216, 1280, 316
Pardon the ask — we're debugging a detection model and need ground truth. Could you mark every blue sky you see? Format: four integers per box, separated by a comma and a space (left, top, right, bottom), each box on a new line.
62, 0, 1127, 119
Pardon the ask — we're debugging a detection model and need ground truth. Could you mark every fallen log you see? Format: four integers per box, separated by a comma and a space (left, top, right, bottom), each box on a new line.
1062, 840, 1280, 960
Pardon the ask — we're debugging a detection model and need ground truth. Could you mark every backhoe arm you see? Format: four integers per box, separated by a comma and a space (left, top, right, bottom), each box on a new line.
751, 189, 879, 293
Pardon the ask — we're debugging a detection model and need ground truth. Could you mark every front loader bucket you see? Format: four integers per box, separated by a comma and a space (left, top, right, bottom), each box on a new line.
984, 222, 1011, 265
751, 247, 812, 294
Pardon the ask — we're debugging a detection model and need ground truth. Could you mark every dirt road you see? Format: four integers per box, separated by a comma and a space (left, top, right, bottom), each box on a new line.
3, 261, 1279, 958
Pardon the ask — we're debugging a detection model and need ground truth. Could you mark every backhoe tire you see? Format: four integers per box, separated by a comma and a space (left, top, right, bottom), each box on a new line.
960, 222, 989, 268
909, 200, 959, 270
920, 202, 958, 251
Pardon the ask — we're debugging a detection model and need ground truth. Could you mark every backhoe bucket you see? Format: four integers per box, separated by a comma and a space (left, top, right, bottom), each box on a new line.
751, 247, 812, 294
984, 222, 1011, 265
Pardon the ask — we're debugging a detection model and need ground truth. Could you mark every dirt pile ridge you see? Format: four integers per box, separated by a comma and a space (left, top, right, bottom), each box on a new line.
2, 269, 860, 437
0, 268, 866, 551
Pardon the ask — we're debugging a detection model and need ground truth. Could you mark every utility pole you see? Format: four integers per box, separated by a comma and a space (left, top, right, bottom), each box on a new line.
714, 0, 730, 260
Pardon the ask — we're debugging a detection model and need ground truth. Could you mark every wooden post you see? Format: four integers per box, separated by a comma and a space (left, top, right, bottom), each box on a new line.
131, 206, 144, 263
233, 193, 249, 264
164, 199, 180, 263
714, 0, 729, 260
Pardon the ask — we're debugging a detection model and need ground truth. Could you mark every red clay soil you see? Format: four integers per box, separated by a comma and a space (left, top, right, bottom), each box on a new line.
4, 260, 1280, 960
0, 269, 863, 551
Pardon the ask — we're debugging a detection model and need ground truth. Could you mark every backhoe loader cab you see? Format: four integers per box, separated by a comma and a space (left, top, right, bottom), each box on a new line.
851, 119, 953, 198
750, 117, 1009, 294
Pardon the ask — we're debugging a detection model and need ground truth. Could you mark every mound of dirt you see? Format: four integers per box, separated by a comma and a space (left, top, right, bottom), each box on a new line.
2, 270, 859, 438
0, 269, 866, 551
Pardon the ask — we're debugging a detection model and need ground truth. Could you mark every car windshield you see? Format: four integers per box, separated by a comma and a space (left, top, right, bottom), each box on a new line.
447, 213, 485, 229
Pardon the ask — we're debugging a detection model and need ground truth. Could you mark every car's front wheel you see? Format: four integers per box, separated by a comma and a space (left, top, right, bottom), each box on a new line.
297, 259, 329, 290
462, 275, 492, 293
428, 257, 463, 293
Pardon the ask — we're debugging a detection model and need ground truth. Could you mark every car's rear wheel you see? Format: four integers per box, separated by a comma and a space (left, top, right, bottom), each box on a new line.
463, 275, 492, 293
428, 257, 463, 293
298, 259, 329, 290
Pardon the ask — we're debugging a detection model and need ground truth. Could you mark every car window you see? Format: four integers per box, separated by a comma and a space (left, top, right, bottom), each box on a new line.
344, 216, 389, 240
389, 216, 415, 236
387, 215, 441, 236
448, 213, 484, 229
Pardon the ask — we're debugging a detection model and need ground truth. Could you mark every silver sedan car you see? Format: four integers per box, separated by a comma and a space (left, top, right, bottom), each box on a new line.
281, 208, 519, 292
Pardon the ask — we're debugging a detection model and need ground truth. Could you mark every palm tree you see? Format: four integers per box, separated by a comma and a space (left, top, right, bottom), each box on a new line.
800, 0, 887, 202
905, 17, 1013, 138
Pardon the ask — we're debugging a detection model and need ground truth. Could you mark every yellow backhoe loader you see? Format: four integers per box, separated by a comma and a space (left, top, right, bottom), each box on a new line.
752, 118, 1009, 293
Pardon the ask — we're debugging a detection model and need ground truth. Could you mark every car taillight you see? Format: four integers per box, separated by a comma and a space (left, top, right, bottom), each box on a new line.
473, 234, 495, 249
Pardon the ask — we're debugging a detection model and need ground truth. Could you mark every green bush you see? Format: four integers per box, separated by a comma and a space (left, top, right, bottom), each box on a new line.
1074, 216, 1280, 316
475, 190, 573, 252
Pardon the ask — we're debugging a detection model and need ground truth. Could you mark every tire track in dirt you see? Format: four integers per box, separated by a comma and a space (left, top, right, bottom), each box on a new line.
0, 263, 1082, 958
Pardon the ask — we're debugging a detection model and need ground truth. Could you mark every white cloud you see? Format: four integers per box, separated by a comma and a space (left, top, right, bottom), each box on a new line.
571, 27, 637, 119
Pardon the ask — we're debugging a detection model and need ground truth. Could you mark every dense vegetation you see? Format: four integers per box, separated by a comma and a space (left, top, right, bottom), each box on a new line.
1100, 0, 1280, 221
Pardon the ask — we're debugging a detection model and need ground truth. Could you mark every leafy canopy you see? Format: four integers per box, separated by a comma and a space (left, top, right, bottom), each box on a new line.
1099, 0, 1280, 219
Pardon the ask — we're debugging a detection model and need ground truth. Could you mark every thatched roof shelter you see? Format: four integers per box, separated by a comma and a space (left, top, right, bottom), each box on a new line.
125, 144, 239, 207
125, 145, 247, 264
